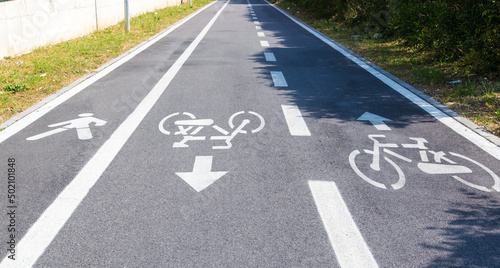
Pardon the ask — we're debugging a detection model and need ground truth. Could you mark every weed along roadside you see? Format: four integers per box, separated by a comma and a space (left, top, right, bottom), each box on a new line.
0, 0, 211, 128
271, 0, 500, 138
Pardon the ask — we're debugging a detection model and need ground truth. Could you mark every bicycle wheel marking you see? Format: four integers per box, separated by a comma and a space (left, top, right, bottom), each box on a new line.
349, 150, 387, 189
449, 152, 500, 192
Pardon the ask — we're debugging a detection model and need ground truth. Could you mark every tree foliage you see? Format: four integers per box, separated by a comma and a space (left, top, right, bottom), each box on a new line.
293, 0, 500, 77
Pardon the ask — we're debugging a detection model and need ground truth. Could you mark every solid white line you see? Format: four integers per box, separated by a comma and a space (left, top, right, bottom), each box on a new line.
308, 180, 379, 268
270, 71, 287, 87
266, 0, 500, 161
281, 104, 311, 136
0, 2, 230, 267
264, 52, 276, 62
0, 1, 217, 145
260, 40, 270, 47
257, 32, 265, 37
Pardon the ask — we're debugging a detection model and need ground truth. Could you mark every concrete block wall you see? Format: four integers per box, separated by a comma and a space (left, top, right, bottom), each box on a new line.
0, 0, 181, 58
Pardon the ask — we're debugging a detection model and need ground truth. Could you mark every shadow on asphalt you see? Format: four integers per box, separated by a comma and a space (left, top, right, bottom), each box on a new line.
422, 189, 500, 267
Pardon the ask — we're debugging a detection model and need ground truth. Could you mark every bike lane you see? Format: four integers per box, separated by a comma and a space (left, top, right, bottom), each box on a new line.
1, 0, 500, 267
255, 2, 500, 267
234, 2, 500, 265
0, 1, 226, 266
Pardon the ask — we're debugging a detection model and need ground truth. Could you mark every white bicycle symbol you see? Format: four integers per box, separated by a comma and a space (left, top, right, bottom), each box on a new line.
349, 134, 500, 192
158, 111, 265, 149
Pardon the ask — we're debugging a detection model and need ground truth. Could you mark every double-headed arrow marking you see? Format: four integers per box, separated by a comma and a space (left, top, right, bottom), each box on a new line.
176, 156, 227, 192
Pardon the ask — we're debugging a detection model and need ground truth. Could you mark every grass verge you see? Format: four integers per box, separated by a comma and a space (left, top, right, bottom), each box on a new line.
273, 1, 500, 137
0, 0, 212, 126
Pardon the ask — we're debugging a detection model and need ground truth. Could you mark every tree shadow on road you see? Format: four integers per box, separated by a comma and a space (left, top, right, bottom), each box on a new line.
422, 189, 500, 267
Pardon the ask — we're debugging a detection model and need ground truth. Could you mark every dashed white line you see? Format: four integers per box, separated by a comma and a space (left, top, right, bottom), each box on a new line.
264, 52, 276, 62
308, 180, 379, 268
271, 71, 287, 87
281, 104, 311, 136
260, 40, 270, 47
254, 21, 260, 24
0, 2, 230, 267
257, 32, 265, 37
253, 16, 258, 19
255, 25, 262, 30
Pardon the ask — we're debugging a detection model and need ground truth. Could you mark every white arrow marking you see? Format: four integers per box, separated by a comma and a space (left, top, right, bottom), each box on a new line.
357, 112, 392, 131
176, 156, 227, 192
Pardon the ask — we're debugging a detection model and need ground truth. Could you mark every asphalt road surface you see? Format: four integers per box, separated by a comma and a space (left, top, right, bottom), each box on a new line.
1, 0, 499, 267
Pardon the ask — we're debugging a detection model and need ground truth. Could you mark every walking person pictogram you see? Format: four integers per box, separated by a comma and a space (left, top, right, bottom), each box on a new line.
27, 113, 106, 141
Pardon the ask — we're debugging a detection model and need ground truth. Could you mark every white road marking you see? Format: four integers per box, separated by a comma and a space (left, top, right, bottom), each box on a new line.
267, 0, 500, 161
448, 152, 500, 192
254, 20, 260, 24
27, 113, 106, 141
349, 150, 388, 190
0, 1, 217, 145
308, 180, 379, 268
260, 40, 270, 47
281, 104, 311, 136
264, 52, 276, 62
0, 2, 230, 267
255, 25, 262, 30
176, 156, 228, 192
253, 16, 258, 19
357, 112, 392, 131
257, 32, 265, 37
270, 71, 287, 87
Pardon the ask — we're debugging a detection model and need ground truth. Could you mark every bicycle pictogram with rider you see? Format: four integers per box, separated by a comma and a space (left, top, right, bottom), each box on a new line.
349, 134, 500, 192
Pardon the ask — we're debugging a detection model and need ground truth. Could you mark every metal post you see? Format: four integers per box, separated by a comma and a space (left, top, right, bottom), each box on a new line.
189, 0, 192, 7
125, 0, 130, 32
94, 0, 99, 31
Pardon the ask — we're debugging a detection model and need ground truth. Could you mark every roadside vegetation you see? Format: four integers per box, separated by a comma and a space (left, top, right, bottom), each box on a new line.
0, 0, 211, 126
273, 0, 500, 136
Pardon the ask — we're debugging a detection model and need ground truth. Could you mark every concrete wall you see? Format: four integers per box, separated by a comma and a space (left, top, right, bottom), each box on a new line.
0, 0, 181, 58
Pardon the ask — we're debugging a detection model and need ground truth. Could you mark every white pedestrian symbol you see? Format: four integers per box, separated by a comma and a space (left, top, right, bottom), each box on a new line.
27, 113, 106, 141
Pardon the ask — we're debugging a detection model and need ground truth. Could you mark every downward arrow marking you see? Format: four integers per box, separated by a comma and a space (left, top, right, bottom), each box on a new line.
357, 112, 392, 131
176, 156, 227, 192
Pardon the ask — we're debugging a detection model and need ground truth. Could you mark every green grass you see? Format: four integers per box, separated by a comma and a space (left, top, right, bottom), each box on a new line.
0, 0, 211, 125
273, 0, 500, 136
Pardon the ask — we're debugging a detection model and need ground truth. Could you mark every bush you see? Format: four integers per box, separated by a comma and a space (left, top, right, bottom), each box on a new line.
389, 0, 500, 77
293, 0, 499, 77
